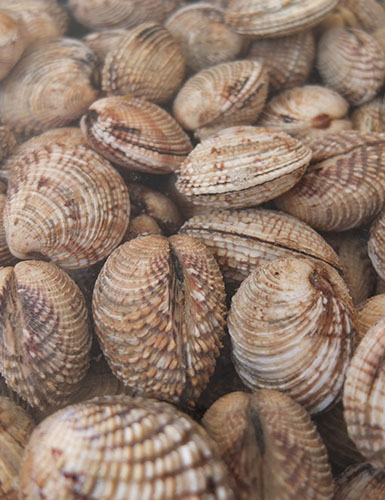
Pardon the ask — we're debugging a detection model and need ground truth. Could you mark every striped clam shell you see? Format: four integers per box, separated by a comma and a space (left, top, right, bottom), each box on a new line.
352, 97, 385, 133
368, 208, 385, 282
334, 462, 385, 499
356, 294, 385, 344
82, 29, 128, 64
0, 181, 17, 266
0, 9, 28, 81
81, 96, 192, 174
228, 256, 356, 414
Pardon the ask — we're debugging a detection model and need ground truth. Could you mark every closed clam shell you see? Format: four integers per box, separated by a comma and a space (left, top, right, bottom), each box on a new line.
0, 38, 99, 139
81, 96, 192, 174
92, 234, 226, 408
344, 316, 385, 468
368, 209, 385, 281
82, 29, 128, 64
179, 207, 342, 286
224, 0, 338, 38
356, 294, 385, 344
338, 0, 385, 33
0, 181, 17, 266
352, 97, 385, 133
334, 462, 385, 499
4, 143, 130, 269
318, 27, 385, 106
0, 397, 34, 500
202, 390, 334, 500
102, 22, 185, 104
173, 60, 269, 139
0, 261, 91, 409
275, 131, 385, 231
175, 126, 311, 209
0, 9, 28, 80
228, 256, 356, 414
19, 395, 236, 500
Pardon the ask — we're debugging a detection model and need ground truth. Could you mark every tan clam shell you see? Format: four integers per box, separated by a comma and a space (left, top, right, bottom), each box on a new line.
4, 143, 130, 269
338, 0, 385, 33
334, 462, 385, 499
0, 181, 17, 266
179, 207, 342, 287
356, 294, 385, 345
368, 209, 385, 281
82, 28, 128, 64
101, 22, 185, 104
172, 60, 269, 139
0, 9, 28, 80
92, 234, 226, 408
0, 261, 91, 409
202, 390, 334, 500
344, 316, 385, 468
0, 38, 99, 139
0, 397, 35, 500
224, 0, 338, 38
19, 395, 236, 500
318, 27, 385, 106
275, 131, 385, 231
81, 96, 192, 174
352, 97, 385, 133
228, 256, 356, 414
175, 126, 311, 209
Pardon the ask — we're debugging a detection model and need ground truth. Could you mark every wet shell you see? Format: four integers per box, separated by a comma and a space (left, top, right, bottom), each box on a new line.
352, 97, 385, 133
81, 96, 192, 174
0, 261, 91, 409
175, 126, 311, 209
356, 294, 385, 345
228, 256, 356, 414
344, 316, 385, 468
102, 22, 185, 104
179, 207, 342, 287
202, 390, 334, 500
0, 9, 28, 80
224, 0, 338, 38
368, 209, 385, 281
92, 235, 226, 408
0, 38, 99, 139
82, 29, 128, 64
334, 462, 385, 499
275, 131, 385, 232
317, 27, 385, 106
4, 143, 130, 269
172, 60, 269, 139
0, 397, 35, 500
247, 30, 315, 93
19, 395, 236, 500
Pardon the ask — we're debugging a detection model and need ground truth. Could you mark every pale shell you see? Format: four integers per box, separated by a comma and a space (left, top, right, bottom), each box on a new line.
368, 209, 385, 281
0, 9, 28, 80
356, 293, 385, 345
352, 97, 385, 133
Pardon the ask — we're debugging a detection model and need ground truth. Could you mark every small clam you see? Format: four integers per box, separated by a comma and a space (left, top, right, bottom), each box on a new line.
352, 97, 385, 133
334, 462, 385, 499
0, 9, 28, 80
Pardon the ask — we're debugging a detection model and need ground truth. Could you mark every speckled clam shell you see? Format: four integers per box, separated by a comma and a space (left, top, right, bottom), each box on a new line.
356, 294, 385, 345
202, 390, 334, 500
19, 395, 236, 500
247, 30, 315, 92
0, 397, 34, 500
92, 235, 226, 408
228, 257, 356, 414
318, 27, 385, 106
82, 29, 128, 64
0, 38, 99, 139
102, 22, 185, 104
179, 207, 342, 287
275, 131, 385, 231
0, 9, 28, 80
4, 143, 130, 269
81, 96, 192, 174
258, 85, 351, 140
344, 316, 385, 468
175, 126, 311, 209
173, 60, 268, 139
352, 97, 385, 133
334, 462, 385, 499
0, 261, 91, 410
225, 0, 338, 38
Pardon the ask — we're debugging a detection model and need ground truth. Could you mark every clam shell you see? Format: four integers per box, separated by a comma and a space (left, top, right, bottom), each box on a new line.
92, 235, 226, 408
0, 261, 91, 409
352, 97, 385, 133
339, 0, 385, 33
82, 28, 128, 64
19, 395, 236, 500
356, 293, 385, 345
175, 126, 311, 209
0, 181, 17, 266
81, 96, 192, 174
0, 9, 28, 80
4, 143, 130, 269
368, 208, 385, 281
228, 256, 356, 414
334, 462, 385, 499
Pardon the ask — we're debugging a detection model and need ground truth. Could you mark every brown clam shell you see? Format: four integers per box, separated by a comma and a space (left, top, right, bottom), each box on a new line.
368, 209, 385, 281
334, 462, 385, 499
356, 293, 385, 345
0, 181, 17, 267
82, 29, 128, 64
352, 97, 385, 133
0, 9, 28, 80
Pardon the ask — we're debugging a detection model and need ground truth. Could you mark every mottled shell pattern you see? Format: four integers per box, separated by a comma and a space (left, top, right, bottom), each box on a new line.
228, 256, 356, 414
81, 96, 192, 174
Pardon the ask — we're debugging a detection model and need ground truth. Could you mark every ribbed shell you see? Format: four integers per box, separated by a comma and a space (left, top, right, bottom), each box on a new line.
0, 9, 28, 80
82, 29, 128, 64
19, 395, 235, 500
172, 60, 269, 138
81, 96, 192, 174
356, 294, 385, 345
175, 126, 311, 209
368, 209, 385, 281
344, 316, 385, 468
352, 97, 385, 133
102, 22, 185, 104
0, 182, 17, 267
0, 38, 99, 139
179, 207, 342, 286
275, 131, 385, 231
228, 257, 356, 414
202, 390, 334, 500
225, 0, 338, 38
92, 235, 226, 408
0, 397, 34, 500
0, 261, 91, 409
334, 463, 385, 499
4, 143, 130, 269
318, 27, 385, 106
339, 0, 385, 33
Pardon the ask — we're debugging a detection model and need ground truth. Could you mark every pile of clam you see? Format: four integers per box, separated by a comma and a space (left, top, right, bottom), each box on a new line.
3, 0, 385, 498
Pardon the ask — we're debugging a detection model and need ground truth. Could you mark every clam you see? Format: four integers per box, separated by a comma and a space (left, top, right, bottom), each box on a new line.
82, 29, 128, 64
356, 293, 385, 344
0, 9, 28, 80
334, 462, 385, 499
352, 97, 385, 133
338, 0, 385, 33
0, 180, 17, 266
